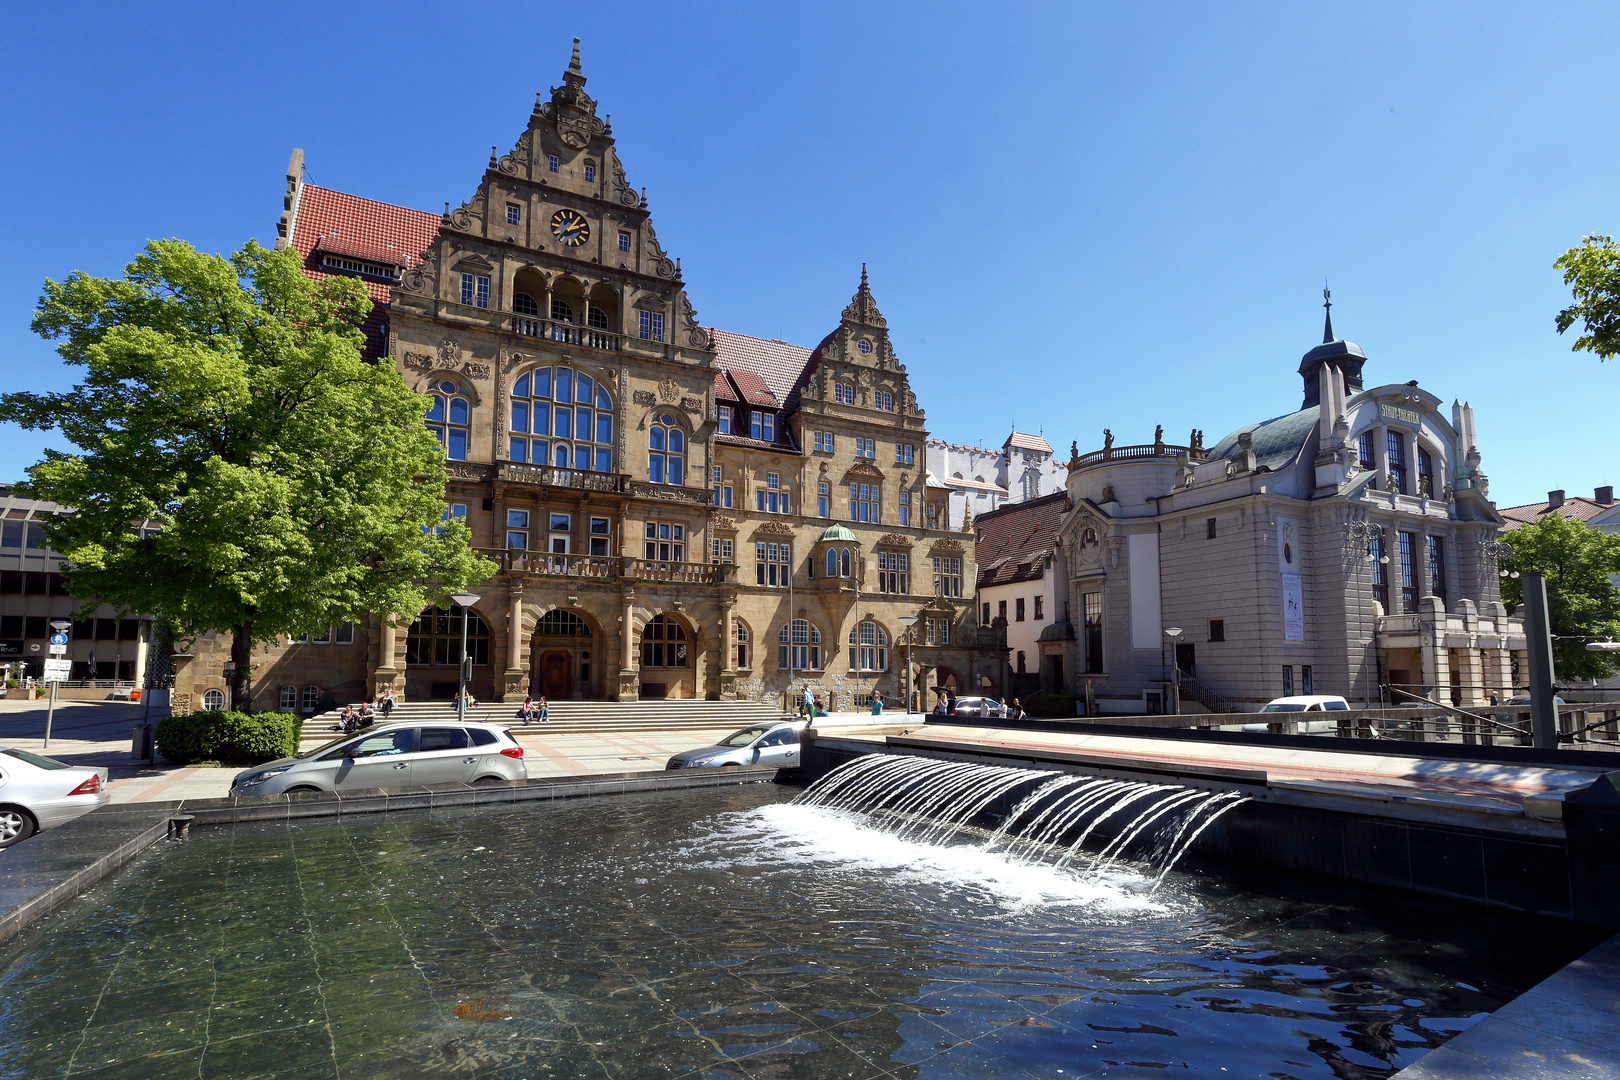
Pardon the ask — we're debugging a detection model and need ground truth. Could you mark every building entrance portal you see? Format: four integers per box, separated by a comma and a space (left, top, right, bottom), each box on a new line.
529, 608, 597, 700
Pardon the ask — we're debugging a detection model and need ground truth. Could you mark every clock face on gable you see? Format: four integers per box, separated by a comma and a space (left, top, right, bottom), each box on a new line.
550, 208, 590, 247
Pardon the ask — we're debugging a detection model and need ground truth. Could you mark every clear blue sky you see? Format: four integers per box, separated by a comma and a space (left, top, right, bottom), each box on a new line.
1, 1, 1614, 509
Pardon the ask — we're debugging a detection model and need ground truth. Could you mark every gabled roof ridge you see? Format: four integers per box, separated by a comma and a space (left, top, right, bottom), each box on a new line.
972, 489, 1069, 522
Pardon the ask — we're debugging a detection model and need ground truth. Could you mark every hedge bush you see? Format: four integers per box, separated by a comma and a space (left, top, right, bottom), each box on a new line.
1020, 692, 1079, 718
155, 710, 300, 765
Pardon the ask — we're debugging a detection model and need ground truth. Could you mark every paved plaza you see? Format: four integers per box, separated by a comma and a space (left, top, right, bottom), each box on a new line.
0, 699, 811, 802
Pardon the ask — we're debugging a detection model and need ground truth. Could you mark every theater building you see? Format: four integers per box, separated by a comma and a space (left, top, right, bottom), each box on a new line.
171, 42, 988, 713
1048, 302, 1527, 712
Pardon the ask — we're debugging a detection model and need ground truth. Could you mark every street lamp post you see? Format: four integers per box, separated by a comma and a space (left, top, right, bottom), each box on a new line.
44, 619, 72, 748
1163, 627, 1183, 715
897, 615, 918, 719
450, 593, 481, 724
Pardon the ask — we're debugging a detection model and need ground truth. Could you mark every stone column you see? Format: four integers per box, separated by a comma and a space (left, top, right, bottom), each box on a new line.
718, 592, 738, 700
1418, 596, 1449, 706
616, 588, 639, 701
372, 615, 400, 699
502, 583, 526, 702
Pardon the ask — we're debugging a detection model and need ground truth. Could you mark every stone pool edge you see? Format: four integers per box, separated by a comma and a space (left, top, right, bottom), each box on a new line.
0, 766, 784, 945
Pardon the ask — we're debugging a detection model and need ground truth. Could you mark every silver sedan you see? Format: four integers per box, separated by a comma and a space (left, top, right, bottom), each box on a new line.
0, 747, 111, 848
230, 721, 528, 797
665, 721, 805, 770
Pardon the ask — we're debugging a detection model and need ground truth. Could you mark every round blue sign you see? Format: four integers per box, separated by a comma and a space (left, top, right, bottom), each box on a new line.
49, 632, 68, 645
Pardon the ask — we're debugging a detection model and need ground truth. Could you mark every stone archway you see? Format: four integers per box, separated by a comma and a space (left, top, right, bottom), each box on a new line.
636, 611, 699, 699
527, 607, 604, 701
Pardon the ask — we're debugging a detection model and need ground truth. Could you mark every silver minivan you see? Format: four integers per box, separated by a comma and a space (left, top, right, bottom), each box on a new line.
665, 720, 805, 770
230, 722, 527, 797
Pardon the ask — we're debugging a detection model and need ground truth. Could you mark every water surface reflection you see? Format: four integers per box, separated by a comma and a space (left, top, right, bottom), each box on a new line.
0, 784, 1598, 1079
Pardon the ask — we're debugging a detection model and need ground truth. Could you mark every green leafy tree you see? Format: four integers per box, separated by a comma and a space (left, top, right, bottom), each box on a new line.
1500, 513, 1620, 682
1, 239, 494, 709
1555, 233, 1620, 360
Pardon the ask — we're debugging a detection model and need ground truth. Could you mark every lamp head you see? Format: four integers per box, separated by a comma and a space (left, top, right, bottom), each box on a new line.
449, 592, 481, 608
1164, 627, 1183, 639
897, 615, 918, 627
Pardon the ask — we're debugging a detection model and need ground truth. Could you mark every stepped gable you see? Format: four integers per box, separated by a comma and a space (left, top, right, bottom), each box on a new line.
972, 490, 1069, 589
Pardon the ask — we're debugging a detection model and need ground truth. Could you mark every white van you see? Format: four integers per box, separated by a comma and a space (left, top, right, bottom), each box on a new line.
1237, 695, 1351, 734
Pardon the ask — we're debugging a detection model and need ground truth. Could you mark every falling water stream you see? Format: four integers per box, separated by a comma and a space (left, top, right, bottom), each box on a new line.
795, 752, 1248, 890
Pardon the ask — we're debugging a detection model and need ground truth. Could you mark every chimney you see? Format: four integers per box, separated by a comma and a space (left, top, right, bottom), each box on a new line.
1597, 486, 1615, 506
1548, 490, 1566, 510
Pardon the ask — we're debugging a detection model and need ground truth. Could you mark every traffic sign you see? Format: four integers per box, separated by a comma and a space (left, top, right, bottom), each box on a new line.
42, 658, 71, 681
49, 632, 68, 646
48, 644, 66, 656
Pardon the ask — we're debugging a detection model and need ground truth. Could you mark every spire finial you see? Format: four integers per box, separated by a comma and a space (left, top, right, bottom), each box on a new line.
1322, 280, 1335, 344
569, 37, 582, 75
861, 262, 868, 287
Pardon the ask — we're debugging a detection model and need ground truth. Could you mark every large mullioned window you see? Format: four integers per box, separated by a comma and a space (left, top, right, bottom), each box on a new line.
649, 413, 686, 485
778, 619, 822, 671
848, 621, 888, 671
426, 380, 472, 461
509, 367, 615, 472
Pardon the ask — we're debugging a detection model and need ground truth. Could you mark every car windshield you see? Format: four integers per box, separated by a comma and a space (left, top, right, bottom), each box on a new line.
300, 732, 363, 759
1260, 703, 1306, 712
718, 726, 770, 747
1324, 701, 1349, 710
0, 747, 70, 770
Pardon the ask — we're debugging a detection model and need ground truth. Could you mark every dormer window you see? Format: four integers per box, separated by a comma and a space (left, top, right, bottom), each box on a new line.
318, 253, 398, 282
750, 410, 775, 443
548, 154, 560, 173
834, 383, 854, 404
639, 310, 664, 342
584, 161, 596, 182
506, 204, 521, 225
618, 232, 631, 252
717, 405, 733, 435
875, 390, 894, 411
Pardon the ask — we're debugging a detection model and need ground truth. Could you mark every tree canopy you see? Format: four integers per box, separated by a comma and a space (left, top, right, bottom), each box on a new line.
1555, 233, 1620, 360
1499, 513, 1620, 683
1, 239, 494, 707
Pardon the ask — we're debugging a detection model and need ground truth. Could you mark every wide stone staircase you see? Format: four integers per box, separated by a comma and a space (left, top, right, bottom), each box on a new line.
299, 698, 794, 739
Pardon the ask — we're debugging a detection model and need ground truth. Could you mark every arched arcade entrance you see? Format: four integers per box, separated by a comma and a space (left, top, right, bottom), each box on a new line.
528, 608, 603, 701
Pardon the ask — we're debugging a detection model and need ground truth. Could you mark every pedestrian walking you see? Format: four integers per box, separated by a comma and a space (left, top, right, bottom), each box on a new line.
802, 683, 814, 718
870, 691, 883, 716
1009, 698, 1024, 720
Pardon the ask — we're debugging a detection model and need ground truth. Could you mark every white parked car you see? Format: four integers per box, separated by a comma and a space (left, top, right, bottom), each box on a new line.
665, 721, 806, 770
230, 721, 528, 797
1237, 695, 1352, 734
0, 747, 111, 848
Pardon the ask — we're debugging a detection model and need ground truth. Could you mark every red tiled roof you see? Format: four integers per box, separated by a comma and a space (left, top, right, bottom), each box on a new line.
713, 371, 740, 402
727, 367, 778, 408
715, 433, 796, 453
1004, 431, 1053, 454
1500, 496, 1614, 528
709, 329, 814, 406
973, 491, 1070, 589
290, 184, 440, 305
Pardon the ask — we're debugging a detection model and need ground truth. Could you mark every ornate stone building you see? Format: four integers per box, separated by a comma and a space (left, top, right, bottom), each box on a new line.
173, 41, 988, 713
1047, 300, 1528, 712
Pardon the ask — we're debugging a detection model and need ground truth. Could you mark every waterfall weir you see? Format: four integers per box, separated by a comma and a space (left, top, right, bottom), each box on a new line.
794, 753, 1247, 891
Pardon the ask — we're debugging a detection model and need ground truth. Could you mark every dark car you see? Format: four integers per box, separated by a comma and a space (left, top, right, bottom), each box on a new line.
944, 696, 1008, 719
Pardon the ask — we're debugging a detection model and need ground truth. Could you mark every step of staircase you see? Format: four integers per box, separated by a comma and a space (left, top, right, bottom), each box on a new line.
298, 699, 793, 739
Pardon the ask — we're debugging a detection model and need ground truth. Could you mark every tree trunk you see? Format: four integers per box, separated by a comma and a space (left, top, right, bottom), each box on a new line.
230, 620, 254, 714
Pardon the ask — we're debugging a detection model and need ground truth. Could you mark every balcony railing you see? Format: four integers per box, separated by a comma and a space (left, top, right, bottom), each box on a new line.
1070, 443, 1203, 471
498, 462, 627, 493
512, 318, 621, 352
474, 551, 738, 587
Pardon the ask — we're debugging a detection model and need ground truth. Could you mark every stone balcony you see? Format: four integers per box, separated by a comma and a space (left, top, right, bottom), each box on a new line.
476, 549, 738, 587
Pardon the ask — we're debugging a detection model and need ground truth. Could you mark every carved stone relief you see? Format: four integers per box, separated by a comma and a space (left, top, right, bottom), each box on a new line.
657, 377, 681, 403
632, 390, 657, 407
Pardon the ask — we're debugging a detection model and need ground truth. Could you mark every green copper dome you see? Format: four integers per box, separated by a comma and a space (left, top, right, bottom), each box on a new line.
817, 524, 860, 544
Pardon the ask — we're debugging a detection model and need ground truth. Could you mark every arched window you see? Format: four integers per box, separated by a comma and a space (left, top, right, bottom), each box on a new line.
841, 548, 852, 577
735, 620, 751, 669
278, 685, 297, 712
641, 614, 688, 668
509, 366, 615, 472
202, 688, 226, 711
825, 548, 838, 577
778, 619, 822, 671
875, 390, 893, 411
551, 298, 574, 323
649, 413, 685, 485
587, 306, 609, 330
1017, 650, 1027, 674
426, 380, 471, 461
848, 621, 888, 671
513, 293, 539, 316
301, 685, 320, 712
535, 609, 591, 637
405, 606, 490, 666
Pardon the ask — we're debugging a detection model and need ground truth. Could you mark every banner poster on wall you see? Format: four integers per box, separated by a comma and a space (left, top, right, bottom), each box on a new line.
1282, 574, 1305, 641
1277, 518, 1305, 642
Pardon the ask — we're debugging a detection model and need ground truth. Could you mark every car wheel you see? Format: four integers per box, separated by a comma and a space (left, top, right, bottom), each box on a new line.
0, 807, 37, 848
283, 786, 324, 795
721, 762, 741, 769
472, 776, 505, 786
